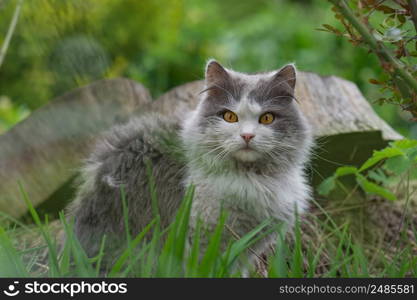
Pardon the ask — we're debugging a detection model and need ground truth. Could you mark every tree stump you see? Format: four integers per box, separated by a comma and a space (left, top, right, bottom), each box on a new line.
0, 72, 402, 218
0, 78, 151, 218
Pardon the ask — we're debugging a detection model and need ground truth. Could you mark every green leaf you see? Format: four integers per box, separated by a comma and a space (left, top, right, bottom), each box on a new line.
397, 14, 406, 24
269, 232, 289, 277
406, 147, 417, 161
321, 24, 342, 34
0, 226, 28, 276
367, 169, 389, 184
198, 211, 227, 276
222, 219, 274, 272
376, 5, 395, 14
290, 215, 303, 278
383, 155, 411, 175
317, 176, 336, 196
359, 147, 404, 172
19, 182, 61, 276
109, 219, 156, 277
405, 148, 417, 162
356, 175, 396, 201
392, 139, 417, 150
335, 166, 358, 177
186, 219, 202, 277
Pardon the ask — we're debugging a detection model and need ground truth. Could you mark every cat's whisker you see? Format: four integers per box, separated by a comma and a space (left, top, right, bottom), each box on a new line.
200, 83, 235, 102
268, 76, 297, 91
263, 95, 299, 105
70, 61, 314, 275
187, 145, 226, 166
308, 151, 344, 167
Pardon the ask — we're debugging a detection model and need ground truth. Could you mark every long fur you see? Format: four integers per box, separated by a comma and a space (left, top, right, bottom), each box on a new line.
68, 60, 313, 270
181, 61, 313, 263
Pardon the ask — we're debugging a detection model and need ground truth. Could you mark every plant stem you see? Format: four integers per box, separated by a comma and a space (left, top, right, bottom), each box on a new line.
329, 0, 417, 108
409, 0, 417, 34
0, 0, 24, 70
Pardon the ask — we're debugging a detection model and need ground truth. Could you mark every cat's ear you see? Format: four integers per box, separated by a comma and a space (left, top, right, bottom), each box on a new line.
205, 59, 230, 87
271, 63, 297, 92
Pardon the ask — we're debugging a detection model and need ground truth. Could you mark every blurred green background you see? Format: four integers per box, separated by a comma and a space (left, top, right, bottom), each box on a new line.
0, 0, 414, 136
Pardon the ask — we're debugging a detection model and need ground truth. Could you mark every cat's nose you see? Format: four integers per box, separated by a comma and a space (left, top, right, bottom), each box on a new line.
241, 133, 255, 143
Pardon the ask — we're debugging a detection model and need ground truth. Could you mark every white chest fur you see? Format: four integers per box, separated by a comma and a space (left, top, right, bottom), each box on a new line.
186, 166, 310, 232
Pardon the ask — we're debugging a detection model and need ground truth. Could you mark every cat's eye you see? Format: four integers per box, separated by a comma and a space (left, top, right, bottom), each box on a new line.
223, 111, 238, 123
259, 112, 275, 124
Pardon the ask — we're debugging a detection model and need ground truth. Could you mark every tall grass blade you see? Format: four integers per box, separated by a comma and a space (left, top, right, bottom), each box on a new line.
0, 226, 28, 276
18, 182, 60, 276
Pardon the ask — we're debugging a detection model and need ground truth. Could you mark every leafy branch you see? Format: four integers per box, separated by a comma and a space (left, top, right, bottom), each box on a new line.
322, 0, 417, 119
318, 139, 417, 201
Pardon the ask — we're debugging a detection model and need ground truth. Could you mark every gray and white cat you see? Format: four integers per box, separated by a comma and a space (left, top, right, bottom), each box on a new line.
68, 60, 313, 272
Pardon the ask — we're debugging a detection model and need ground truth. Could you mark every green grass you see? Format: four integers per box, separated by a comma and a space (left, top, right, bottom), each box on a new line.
0, 186, 417, 278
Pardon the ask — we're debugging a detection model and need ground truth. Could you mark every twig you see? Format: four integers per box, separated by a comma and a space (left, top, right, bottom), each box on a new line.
329, 0, 417, 107
0, 0, 24, 70
408, 0, 417, 34
365, 0, 387, 18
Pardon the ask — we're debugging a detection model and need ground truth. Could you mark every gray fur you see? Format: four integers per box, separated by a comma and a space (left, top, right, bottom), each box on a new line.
68, 60, 313, 273
67, 114, 185, 260
181, 60, 313, 269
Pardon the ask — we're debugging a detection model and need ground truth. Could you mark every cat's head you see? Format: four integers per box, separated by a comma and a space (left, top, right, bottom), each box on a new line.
182, 60, 312, 172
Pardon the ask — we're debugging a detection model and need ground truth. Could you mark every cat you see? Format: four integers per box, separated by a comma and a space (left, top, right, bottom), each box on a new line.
67, 60, 313, 273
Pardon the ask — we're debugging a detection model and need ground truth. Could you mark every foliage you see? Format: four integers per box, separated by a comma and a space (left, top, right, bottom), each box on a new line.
0, 96, 28, 132
0, 0, 416, 279
1, 184, 417, 277
322, 0, 417, 119
318, 139, 417, 201
0, 0, 413, 135
0, 0, 184, 109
